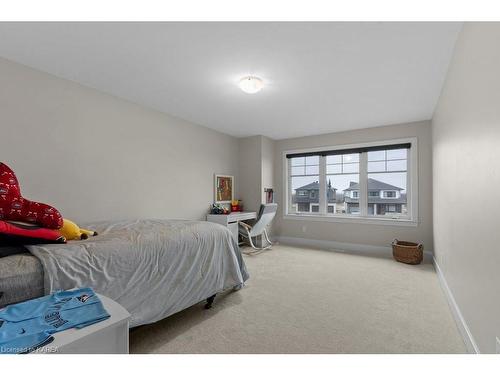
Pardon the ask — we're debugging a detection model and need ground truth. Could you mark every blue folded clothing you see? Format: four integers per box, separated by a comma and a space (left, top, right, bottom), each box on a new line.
0, 287, 110, 354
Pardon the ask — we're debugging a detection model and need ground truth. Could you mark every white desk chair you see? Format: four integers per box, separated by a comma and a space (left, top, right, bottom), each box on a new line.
238, 203, 277, 252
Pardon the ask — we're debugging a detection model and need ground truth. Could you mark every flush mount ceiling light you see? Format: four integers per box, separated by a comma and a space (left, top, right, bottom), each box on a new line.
239, 76, 264, 94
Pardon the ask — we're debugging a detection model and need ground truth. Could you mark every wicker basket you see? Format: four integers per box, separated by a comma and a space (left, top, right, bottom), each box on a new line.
392, 239, 423, 265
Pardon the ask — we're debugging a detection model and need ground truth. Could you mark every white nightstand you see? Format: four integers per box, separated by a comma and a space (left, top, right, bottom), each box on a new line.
32, 294, 131, 354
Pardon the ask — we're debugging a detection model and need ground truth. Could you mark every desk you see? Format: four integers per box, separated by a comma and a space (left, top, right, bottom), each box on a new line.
206, 211, 257, 243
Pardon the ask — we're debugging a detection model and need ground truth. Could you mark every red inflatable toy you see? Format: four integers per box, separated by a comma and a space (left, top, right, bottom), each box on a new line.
0, 162, 63, 229
0, 220, 66, 245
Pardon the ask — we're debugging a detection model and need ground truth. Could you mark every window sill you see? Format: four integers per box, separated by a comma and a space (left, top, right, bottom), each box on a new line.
283, 213, 418, 227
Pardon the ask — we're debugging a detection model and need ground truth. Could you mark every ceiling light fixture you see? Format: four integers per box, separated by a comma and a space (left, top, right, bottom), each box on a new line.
239, 76, 264, 94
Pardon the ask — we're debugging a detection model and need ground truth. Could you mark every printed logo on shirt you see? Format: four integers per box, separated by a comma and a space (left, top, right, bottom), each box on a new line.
77, 294, 91, 303
44, 311, 68, 329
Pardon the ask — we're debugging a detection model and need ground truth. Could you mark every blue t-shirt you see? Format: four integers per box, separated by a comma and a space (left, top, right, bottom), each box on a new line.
0, 288, 110, 354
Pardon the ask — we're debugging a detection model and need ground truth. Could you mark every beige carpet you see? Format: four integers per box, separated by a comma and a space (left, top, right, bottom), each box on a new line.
129, 245, 466, 354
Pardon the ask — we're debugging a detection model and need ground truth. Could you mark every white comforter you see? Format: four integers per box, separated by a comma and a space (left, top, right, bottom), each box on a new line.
27, 219, 249, 327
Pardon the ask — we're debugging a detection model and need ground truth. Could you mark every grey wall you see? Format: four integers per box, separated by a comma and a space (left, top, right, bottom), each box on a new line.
238, 135, 275, 213
273, 121, 433, 250
432, 23, 500, 353
261, 136, 275, 205
0, 57, 239, 222
238, 136, 263, 212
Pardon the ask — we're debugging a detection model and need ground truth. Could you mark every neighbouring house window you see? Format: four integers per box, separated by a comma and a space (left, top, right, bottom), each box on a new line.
387, 205, 397, 212
297, 202, 310, 212
286, 139, 415, 222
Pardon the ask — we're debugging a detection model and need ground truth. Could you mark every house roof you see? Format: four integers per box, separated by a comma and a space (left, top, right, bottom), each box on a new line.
296, 181, 336, 191
343, 178, 403, 191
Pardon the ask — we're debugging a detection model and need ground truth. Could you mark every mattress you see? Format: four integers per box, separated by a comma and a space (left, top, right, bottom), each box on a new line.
27, 219, 249, 327
0, 254, 44, 308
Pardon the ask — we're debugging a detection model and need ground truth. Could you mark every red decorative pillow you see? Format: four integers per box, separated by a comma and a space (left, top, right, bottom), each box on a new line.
0, 220, 66, 245
0, 163, 63, 229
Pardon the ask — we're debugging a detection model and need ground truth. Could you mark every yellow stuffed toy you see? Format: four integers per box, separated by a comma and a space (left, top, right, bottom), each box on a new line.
59, 219, 98, 241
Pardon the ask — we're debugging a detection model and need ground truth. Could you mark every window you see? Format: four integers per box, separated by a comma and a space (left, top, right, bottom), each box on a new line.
289, 156, 320, 214
285, 139, 416, 223
297, 203, 310, 212
326, 153, 359, 215
368, 148, 407, 217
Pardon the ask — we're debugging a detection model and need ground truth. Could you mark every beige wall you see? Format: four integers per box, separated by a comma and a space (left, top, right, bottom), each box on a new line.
0, 57, 239, 222
432, 23, 500, 353
273, 121, 433, 250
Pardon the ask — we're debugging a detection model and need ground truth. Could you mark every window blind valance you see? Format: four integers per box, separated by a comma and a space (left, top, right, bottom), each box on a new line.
285, 142, 411, 159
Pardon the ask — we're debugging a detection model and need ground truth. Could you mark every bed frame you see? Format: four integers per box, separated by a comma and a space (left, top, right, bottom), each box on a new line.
204, 294, 216, 309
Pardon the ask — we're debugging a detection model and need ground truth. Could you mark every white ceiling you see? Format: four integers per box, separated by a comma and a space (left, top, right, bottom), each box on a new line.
0, 22, 461, 139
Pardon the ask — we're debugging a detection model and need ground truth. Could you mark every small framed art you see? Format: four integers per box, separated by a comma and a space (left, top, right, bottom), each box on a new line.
214, 174, 234, 204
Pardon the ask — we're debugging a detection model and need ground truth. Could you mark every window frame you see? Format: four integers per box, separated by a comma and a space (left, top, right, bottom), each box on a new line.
283, 137, 418, 226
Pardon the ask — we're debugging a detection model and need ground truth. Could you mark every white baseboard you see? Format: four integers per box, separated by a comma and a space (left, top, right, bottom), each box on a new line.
275, 235, 433, 262
433, 256, 480, 354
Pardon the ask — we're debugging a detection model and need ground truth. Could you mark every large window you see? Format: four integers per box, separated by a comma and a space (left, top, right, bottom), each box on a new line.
285, 139, 416, 223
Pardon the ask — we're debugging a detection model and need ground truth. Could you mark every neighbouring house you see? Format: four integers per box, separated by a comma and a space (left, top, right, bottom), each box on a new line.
343, 178, 407, 215
292, 181, 336, 213
292, 178, 406, 215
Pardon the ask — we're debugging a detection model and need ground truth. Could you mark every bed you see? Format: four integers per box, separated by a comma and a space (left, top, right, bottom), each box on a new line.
0, 219, 248, 328
0, 253, 44, 307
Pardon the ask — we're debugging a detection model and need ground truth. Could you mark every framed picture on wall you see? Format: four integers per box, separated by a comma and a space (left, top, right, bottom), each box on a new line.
214, 174, 234, 203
